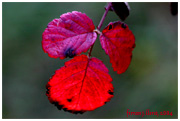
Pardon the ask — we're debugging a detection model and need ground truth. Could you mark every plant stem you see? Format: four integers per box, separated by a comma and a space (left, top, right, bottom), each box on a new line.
88, 44, 95, 57
88, 2, 112, 57
97, 2, 112, 30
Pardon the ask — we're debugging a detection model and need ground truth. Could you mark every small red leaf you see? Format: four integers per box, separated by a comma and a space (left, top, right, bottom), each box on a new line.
42, 11, 97, 59
100, 21, 135, 74
46, 55, 114, 113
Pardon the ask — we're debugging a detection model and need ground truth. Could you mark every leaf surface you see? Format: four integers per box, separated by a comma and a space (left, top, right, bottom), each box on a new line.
46, 55, 114, 113
111, 2, 130, 21
100, 21, 135, 74
42, 11, 97, 59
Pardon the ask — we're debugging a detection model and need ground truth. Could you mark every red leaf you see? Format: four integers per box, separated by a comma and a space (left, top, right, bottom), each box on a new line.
42, 11, 97, 59
46, 55, 114, 113
100, 21, 135, 74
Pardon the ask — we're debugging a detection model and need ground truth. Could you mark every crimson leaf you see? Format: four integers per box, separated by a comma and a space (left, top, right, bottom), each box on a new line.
46, 55, 114, 114
100, 21, 135, 74
42, 11, 97, 59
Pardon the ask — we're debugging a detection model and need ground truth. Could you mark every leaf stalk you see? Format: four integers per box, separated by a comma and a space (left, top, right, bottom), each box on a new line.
88, 2, 112, 57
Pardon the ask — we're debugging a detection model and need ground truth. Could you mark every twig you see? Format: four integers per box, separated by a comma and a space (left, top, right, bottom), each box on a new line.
97, 2, 112, 30
88, 2, 112, 57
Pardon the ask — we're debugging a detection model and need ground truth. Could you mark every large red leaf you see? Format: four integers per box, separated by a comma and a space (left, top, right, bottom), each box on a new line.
42, 11, 97, 59
100, 21, 135, 74
46, 55, 114, 113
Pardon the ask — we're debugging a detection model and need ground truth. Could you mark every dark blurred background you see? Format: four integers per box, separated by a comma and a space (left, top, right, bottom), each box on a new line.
2, 2, 178, 119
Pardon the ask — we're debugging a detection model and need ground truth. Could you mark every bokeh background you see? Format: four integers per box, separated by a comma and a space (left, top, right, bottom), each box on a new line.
2, 2, 178, 119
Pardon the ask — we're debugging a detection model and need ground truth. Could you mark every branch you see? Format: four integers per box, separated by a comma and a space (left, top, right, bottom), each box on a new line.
88, 2, 112, 57
97, 2, 112, 30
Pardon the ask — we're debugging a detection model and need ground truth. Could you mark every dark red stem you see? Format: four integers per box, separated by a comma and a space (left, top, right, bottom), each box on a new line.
97, 2, 112, 30
88, 2, 112, 57
88, 44, 95, 57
